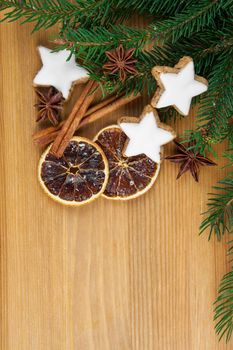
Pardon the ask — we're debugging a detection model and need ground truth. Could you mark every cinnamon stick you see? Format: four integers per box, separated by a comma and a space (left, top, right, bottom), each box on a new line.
33, 95, 119, 147
84, 94, 119, 117
50, 80, 98, 157
79, 92, 141, 128
33, 92, 141, 148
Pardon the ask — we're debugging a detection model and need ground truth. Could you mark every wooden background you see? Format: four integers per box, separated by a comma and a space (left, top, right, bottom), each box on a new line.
0, 17, 231, 350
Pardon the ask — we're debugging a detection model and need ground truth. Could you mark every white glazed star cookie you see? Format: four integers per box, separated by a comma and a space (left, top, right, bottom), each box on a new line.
33, 46, 89, 99
119, 105, 176, 163
151, 56, 208, 116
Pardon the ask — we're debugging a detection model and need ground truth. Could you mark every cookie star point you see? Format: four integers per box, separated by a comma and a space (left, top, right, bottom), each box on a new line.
33, 46, 89, 99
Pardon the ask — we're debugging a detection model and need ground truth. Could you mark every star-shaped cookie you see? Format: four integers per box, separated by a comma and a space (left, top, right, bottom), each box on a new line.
151, 56, 208, 116
33, 46, 89, 99
118, 105, 176, 163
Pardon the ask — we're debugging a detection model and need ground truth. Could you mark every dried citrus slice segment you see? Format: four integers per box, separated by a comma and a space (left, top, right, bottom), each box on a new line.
38, 137, 109, 206
94, 126, 160, 200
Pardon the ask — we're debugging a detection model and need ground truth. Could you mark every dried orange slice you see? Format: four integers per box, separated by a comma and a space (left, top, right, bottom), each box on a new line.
38, 137, 109, 206
94, 126, 160, 200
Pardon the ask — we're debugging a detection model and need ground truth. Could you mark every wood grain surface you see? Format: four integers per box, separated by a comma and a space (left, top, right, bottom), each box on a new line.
0, 17, 231, 350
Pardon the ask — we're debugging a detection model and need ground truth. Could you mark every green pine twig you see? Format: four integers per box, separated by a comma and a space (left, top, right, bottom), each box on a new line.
0, 0, 121, 31
199, 174, 233, 241
214, 268, 233, 342
151, 0, 232, 44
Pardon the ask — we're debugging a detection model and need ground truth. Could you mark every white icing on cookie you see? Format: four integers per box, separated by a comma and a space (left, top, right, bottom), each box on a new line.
120, 111, 175, 163
156, 60, 207, 115
33, 46, 89, 99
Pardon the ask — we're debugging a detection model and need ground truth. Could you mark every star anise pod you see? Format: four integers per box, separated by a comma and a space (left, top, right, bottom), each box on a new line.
103, 44, 138, 82
34, 87, 64, 126
166, 141, 217, 182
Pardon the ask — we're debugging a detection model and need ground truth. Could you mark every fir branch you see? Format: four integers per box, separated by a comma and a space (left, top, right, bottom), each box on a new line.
214, 268, 233, 342
227, 240, 233, 262
0, 0, 120, 31
199, 135, 233, 240
1, 0, 79, 31
196, 49, 233, 147
151, 0, 232, 44
154, 22, 233, 74
60, 24, 152, 60
199, 175, 233, 240
180, 45, 233, 155
59, 18, 233, 113
113, 0, 194, 16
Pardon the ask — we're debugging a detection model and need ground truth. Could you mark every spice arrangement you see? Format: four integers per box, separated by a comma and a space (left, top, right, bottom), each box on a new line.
32, 46, 211, 206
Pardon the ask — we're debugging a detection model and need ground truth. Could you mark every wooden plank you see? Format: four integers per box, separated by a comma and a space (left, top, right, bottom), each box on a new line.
0, 18, 231, 350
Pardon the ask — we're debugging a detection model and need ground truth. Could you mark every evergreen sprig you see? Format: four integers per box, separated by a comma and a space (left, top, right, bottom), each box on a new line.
63, 25, 150, 57
194, 48, 233, 150
200, 140, 233, 241
0, 0, 124, 31
214, 268, 233, 342
199, 176, 233, 240
1, 0, 82, 31
151, 0, 232, 44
